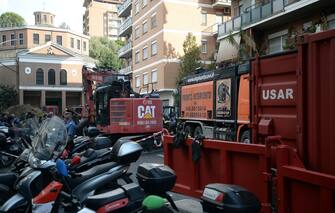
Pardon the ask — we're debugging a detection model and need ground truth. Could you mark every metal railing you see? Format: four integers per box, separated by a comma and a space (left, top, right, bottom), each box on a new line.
212, 0, 231, 5
117, 0, 132, 15
119, 66, 132, 74
218, 0, 300, 37
118, 41, 132, 56
118, 16, 132, 36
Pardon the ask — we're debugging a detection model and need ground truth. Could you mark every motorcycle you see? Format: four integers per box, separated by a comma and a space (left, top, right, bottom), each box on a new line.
0, 116, 143, 213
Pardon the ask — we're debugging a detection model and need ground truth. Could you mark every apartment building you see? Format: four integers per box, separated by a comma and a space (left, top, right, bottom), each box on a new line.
216, 0, 335, 63
118, 0, 231, 106
0, 11, 95, 113
83, 0, 123, 39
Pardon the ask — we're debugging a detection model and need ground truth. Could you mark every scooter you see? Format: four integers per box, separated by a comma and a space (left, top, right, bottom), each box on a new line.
78, 162, 262, 213
0, 117, 144, 213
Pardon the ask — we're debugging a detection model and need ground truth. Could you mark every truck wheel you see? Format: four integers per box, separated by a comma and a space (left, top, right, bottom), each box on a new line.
184, 125, 192, 137
240, 130, 250, 144
194, 126, 203, 138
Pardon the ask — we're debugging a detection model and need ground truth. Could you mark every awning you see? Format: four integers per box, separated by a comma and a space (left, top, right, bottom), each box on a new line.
216, 35, 241, 63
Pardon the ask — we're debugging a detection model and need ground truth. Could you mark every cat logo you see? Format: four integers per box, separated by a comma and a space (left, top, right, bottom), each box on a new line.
138, 105, 156, 119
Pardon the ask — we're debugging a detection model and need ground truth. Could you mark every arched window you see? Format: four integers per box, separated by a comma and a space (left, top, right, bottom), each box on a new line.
60, 69, 67, 85
36, 68, 44, 85
48, 69, 55, 85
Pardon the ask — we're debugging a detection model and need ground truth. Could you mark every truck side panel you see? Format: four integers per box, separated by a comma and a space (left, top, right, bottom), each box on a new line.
180, 81, 214, 120
237, 74, 250, 123
252, 53, 298, 148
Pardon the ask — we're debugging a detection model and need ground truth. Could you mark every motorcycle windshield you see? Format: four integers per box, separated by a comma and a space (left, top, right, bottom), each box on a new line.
13, 117, 40, 139
32, 116, 67, 160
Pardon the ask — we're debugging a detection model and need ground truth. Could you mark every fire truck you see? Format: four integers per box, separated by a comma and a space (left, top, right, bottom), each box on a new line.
178, 65, 250, 142
82, 66, 163, 137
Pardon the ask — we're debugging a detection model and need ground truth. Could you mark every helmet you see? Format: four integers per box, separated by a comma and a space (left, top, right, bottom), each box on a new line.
0, 132, 6, 144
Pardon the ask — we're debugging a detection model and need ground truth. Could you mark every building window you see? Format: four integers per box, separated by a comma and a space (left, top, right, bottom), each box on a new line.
83, 41, 87, 51
151, 69, 157, 83
201, 40, 208, 53
43, 15, 47, 23
56, 36, 62, 45
328, 14, 335, 29
33, 34, 39, 45
143, 0, 148, 7
268, 30, 288, 54
202, 12, 207, 25
19, 33, 23, 45
135, 2, 140, 14
151, 13, 157, 29
48, 69, 56, 85
36, 14, 40, 23
70, 38, 74, 48
151, 40, 157, 56
1, 35, 6, 46
135, 50, 140, 63
36, 68, 44, 85
51, 16, 53, 24
135, 75, 141, 88
143, 73, 148, 85
10, 34, 15, 46
135, 26, 141, 39
143, 46, 148, 60
77, 39, 80, 50
60, 69, 67, 85
45, 34, 51, 43
142, 20, 148, 34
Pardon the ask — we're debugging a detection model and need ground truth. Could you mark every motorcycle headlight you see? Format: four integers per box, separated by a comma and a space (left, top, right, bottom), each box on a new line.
28, 153, 42, 169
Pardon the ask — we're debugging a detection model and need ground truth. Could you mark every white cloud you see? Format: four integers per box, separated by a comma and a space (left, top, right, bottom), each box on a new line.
0, 0, 9, 13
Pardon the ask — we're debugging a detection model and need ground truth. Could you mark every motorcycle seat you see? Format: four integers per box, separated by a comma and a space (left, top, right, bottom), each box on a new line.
0, 173, 18, 188
69, 161, 118, 187
85, 183, 144, 210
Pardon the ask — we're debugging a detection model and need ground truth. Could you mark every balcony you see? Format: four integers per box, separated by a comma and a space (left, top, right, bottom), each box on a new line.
218, 0, 307, 38
118, 17, 132, 37
118, 42, 132, 58
212, 0, 231, 8
119, 66, 132, 75
117, 0, 132, 17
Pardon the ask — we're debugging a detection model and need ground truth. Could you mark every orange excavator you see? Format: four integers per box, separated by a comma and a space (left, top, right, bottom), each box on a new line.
82, 66, 163, 137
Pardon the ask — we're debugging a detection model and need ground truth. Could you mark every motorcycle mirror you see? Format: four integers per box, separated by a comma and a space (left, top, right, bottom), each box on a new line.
142, 195, 166, 210
56, 159, 68, 177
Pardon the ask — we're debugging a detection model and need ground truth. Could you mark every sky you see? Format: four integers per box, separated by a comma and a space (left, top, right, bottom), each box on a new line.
0, 0, 85, 33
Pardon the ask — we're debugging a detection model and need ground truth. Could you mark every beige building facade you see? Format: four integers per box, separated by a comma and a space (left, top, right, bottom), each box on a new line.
83, 0, 123, 39
118, 0, 231, 106
0, 12, 94, 114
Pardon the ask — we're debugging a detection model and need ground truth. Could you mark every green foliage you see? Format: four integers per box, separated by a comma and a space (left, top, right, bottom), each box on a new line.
177, 33, 201, 84
0, 12, 25, 28
0, 85, 17, 112
89, 37, 125, 71
59, 22, 70, 29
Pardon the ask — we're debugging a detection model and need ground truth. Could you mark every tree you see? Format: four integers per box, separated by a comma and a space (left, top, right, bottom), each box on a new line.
0, 85, 17, 112
177, 33, 201, 84
89, 37, 124, 71
0, 12, 25, 28
59, 22, 70, 29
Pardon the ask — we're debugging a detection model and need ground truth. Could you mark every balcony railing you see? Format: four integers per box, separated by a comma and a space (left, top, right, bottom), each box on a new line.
117, 0, 132, 17
212, 0, 231, 7
118, 16, 132, 37
118, 42, 132, 58
119, 66, 132, 75
218, 0, 300, 37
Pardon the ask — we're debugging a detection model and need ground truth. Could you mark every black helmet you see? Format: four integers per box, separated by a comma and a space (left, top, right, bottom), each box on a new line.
0, 133, 6, 144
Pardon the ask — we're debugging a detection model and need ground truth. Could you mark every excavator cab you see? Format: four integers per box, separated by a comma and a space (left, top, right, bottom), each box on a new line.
95, 78, 132, 126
